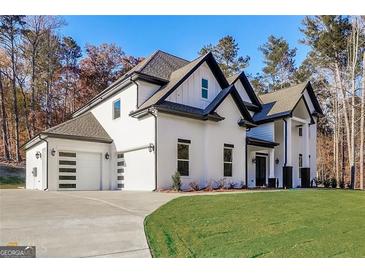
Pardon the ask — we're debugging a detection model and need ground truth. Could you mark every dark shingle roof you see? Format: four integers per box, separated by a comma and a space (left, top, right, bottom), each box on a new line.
127, 50, 189, 81
138, 53, 207, 110
43, 112, 112, 143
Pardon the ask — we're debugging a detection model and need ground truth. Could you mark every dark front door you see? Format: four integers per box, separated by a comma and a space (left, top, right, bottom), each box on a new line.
256, 156, 266, 187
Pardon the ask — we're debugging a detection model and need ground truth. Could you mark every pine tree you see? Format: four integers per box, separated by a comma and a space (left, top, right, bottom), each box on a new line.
199, 35, 249, 77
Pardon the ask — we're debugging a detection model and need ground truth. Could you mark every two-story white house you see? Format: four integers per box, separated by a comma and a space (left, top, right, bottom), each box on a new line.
24, 50, 323, 191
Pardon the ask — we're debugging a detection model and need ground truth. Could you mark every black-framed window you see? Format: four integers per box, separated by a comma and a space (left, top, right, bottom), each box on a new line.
223, 146, 233, 177
177, 140, 190, 176
299, 127, 303, 137
201, 78, 208, 99
113, 99, 121, 119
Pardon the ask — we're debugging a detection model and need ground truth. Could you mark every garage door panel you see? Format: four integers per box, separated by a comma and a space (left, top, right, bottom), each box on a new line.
77, 152, 101, 191
58, 151, 101, 191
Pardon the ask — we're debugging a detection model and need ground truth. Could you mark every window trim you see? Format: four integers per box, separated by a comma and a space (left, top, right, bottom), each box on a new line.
113, 98, 121, 120
298, 126, 303, 137
201, 78, 209, 100
223, 145, 233, 177
177, 140, 190, 177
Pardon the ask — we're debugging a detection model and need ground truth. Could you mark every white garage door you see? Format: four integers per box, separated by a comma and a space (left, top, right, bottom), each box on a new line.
77, 152, 101, 190
58, 151, 101, 190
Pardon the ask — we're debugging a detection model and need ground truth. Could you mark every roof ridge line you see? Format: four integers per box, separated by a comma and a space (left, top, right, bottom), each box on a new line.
157, 49, 190, 63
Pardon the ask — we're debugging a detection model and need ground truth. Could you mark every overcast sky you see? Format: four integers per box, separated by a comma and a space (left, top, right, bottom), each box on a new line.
61, 16, 310, 75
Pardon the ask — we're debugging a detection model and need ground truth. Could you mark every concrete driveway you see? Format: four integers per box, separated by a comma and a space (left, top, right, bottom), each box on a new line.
0, 190, 179, 258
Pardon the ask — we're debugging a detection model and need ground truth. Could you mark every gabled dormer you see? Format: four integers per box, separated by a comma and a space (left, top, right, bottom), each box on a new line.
131, 52, 254, 127
227, 71, 262, 113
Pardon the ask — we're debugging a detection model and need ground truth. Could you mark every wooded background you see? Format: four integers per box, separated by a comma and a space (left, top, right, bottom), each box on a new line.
0, 16, 364, 189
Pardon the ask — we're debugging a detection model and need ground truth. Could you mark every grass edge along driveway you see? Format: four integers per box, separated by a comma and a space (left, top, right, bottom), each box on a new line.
144, 190, 365, 258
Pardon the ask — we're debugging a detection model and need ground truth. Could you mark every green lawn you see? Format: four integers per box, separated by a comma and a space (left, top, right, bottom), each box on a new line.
144, 190, 365, 258
0, 176, 25, 189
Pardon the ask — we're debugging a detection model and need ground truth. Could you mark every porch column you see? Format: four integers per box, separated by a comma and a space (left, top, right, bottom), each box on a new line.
268, 148, 276, 188
286, 118, 292, 165
283, 118, 293, 188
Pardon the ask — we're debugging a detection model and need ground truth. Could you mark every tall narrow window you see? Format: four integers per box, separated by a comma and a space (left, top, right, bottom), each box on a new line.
177, 139, 190, 176
223, 144, 233, 177
201, 78, 208, 99
298, 126, 303, 137
113, 99, 121, 119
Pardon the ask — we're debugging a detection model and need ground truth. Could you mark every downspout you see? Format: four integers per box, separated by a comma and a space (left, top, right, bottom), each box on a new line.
283, 119, 287, 167
148, 108, 158, 191
38, 135, 49, 191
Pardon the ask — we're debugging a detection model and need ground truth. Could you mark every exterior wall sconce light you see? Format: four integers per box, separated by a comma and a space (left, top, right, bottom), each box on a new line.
105, 152, 110, 160
252, 158, 256, 164
35, 151, 41, 159
275, 158, 279, 164
51, 148, 56, 156
148, 143, 155, 152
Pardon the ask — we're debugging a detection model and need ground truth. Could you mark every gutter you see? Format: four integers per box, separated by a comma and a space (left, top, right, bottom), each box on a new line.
148, 108, 158, 191
38, 135, 49, 191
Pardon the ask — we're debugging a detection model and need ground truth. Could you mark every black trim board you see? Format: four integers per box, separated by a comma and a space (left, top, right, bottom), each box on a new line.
224, 143, 234, 148
178, 138, 191, 144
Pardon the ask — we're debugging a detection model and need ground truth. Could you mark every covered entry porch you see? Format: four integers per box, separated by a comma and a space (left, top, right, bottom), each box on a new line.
246, 137, 279, 188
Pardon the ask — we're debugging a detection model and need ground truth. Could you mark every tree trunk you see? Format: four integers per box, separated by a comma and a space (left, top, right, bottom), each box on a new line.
0, 70, 11, 160
360, 52, 365, 190
10, 33, 21, 162
335, 64, 352, 184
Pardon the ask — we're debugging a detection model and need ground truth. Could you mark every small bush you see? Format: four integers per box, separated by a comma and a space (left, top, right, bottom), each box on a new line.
180, 183, 193, 192
339, 181, 345, 189
330, 178, 337, 188
210, 180, 221, 190
189, 181, 200, 191
171, 171, 181, 191
232, 181, 244, 189
323, 179, 331, 188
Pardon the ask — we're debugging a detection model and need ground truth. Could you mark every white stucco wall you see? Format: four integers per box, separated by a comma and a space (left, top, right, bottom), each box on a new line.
234, 80, 252, 103
91, 83, 156, 191
157, 94, 246, 189
26, 141, 47, 190
166, 62, 222, 109
137, 81, 161, 107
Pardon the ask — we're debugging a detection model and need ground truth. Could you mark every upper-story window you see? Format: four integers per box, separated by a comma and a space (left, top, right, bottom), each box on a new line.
201, 78, 208, 99
298, 126, 303, 137
113, 99, 121, 119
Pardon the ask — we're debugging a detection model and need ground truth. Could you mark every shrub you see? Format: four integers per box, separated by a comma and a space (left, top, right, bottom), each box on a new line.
210, 180, 221, 190
171, 171, 181, 191
180, 182, 193, 192
198, 181, 208, 191
232, 181, 244, 189
339, 181, 345, 189
189, 181, 199, 191
323, 179, 331, 188
330, 178, 337, 188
